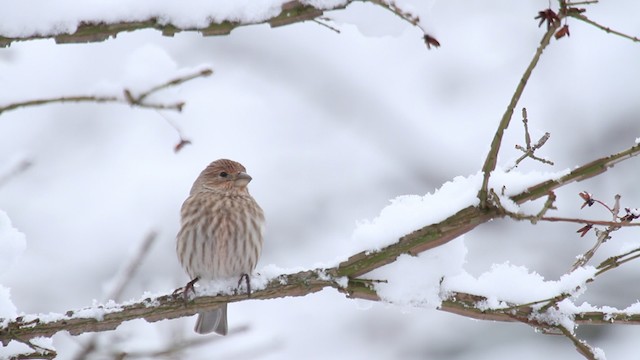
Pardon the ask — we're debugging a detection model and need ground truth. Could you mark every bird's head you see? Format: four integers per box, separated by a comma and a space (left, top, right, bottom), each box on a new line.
190, 159, 253, 194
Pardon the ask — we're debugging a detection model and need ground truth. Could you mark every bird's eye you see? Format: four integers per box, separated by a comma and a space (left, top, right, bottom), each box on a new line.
219, 172, 228, 178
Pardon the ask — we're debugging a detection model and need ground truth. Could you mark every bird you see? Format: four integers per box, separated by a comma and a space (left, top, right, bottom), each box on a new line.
176, 159, 265, 335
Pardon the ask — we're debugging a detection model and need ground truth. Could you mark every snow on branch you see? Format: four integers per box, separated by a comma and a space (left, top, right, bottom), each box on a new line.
0, 270, 337, 345
0, 1, 438, 49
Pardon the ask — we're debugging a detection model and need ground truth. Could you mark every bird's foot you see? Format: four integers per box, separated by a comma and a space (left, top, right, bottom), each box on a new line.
237, 273, 251, 298
173, 276, 200, 302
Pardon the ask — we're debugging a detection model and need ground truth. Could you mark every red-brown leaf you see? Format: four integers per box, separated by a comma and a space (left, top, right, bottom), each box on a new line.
555, 25, 570, 39
423, 35, 441, 49
576, 224, 593, 237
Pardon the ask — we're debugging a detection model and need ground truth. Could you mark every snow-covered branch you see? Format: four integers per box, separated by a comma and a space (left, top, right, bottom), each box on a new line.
3, 143, 640, 346
441, 291, 640, 327
0, 1, 437, 48
5, 267, 640, 345
0, 270, 337, 344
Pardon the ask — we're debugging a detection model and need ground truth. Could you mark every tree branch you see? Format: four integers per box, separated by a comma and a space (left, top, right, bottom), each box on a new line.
0, 0, 436, 48
2, 142, 639, 344
6, 267, 640, 345
0, 270, 336, 344
335, 205, 497, 278
478, 20, 561, 208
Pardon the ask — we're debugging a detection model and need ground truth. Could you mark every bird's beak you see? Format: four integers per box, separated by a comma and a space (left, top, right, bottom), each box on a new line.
234, 172, 252, 187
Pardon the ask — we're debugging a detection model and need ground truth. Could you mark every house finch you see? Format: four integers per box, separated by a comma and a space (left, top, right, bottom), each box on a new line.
176, 159, 265, 335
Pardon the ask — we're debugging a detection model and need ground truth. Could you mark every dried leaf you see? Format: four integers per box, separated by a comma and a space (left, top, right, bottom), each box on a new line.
555, 25, 570, 39
423, 34, 441, 49
579, 191, 594, 209
535, 9, 560, 29
174, 139, 192, 153
576, 224, 593, 237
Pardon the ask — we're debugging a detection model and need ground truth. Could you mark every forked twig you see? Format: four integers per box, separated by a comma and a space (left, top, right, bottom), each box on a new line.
0, 69, 212, 116
507, 108, 554, 172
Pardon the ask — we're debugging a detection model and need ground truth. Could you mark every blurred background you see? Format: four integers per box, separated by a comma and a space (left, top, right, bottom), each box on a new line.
1, 0, 640, 359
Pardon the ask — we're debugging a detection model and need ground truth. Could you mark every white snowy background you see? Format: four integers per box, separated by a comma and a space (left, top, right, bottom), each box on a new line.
1, 0, 640, 359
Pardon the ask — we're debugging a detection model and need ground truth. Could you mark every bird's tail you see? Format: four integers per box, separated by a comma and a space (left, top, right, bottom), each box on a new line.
194, 305, 227, 335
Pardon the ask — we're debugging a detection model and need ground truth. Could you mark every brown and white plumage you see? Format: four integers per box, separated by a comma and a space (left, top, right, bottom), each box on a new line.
176, 159, 264, 335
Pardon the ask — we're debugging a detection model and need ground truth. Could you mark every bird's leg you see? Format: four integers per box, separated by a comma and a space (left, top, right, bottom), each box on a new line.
238, 273, 251, 298
183, 277, 200, 301
173, 276, 200, 302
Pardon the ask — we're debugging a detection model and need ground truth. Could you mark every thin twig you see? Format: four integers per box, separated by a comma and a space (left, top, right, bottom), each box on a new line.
570, 193, 630, 270
135, 69, 213, 103
72, 231, 157, 360
0, 69, 212, 116
312, 18, 341, 34
156, 112, 192, 153
570, 227, 612, 271
594, 247, 640, 277
371, 0, 419, 26
0, 160, 32, 188
107, 231, 158, 300
114, 325, 249, 358
570, 13, 640, 43
539, 216, 640, 227
557, 326, 600, 360
0, 95, 177, 115
369, 0, 440, 48
566, 1, 598, 6
9, 338, 57, 359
